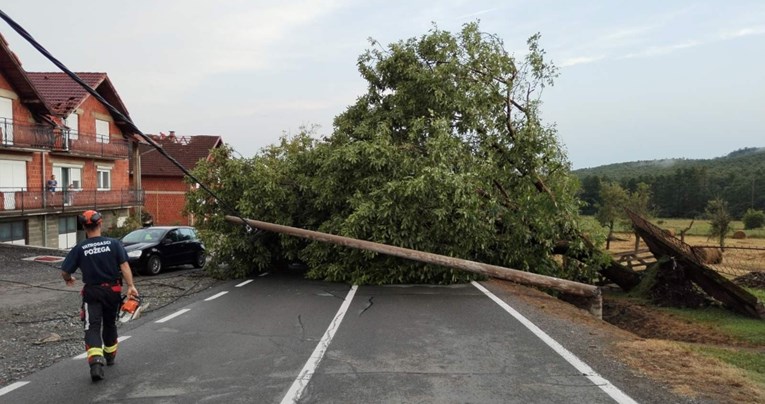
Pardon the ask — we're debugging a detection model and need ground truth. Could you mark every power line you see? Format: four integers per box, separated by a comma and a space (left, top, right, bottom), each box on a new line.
0, 9, 255, 234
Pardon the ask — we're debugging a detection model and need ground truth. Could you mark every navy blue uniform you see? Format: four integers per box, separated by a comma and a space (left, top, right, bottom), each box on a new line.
63, 236, 128, 364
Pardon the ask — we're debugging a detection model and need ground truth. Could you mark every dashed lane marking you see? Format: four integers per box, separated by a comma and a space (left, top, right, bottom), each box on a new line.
235, 280, 254, 287
471, 281, 638, 404
72, 336, 132, 360
155, 308, 191, 323
204, 291, 229, 301
0, 381, 29, 397
280, 285, 358, 404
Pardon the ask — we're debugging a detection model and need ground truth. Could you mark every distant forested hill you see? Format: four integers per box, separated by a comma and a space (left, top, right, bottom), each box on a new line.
573, 147, 765, 218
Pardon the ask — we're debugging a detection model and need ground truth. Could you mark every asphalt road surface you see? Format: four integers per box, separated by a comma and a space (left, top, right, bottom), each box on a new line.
0, 270, 666, 404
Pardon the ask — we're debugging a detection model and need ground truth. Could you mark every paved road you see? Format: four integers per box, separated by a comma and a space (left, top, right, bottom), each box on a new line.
0, 270, 666, 403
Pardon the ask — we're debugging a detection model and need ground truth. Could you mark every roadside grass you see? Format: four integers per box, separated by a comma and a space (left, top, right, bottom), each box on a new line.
662, 301, 765, 386
581, 216, 765, 239
660, 305, 765, 346
688, 345, 765, 386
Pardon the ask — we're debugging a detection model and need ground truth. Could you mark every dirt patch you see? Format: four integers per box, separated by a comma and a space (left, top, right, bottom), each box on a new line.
0, 243, 220, 386
603, 295, 753, 347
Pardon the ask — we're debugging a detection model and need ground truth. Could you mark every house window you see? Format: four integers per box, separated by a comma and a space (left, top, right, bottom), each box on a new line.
95, 119, 109, 143
0, 97, 13, 145
58, 216, 77, 248
64, 113, 79, 140
0, 220, 26, 245
53, 165, 83, 192
0, 159, 27, 210
97, 169, 111, 190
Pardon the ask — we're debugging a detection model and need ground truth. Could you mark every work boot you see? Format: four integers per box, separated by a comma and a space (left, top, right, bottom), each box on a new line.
89, 356, 106, 382
104, 351, 116, 366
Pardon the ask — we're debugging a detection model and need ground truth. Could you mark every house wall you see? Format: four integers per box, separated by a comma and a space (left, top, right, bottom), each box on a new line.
75, 95, 123, 139
0, 72, 36, 124
142, 176, 190, 225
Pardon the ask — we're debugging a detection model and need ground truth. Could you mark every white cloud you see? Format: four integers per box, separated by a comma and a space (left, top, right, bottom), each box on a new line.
559, 55, 605, 67
721, 25, 765, 39
622, 40, 702, 59
455, 7, 502, 20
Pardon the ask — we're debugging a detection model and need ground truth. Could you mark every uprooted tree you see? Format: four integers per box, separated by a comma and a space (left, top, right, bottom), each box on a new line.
186, 22, 612, 284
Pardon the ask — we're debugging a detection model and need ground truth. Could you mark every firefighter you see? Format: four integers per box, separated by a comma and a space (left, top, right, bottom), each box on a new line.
61, 210, 139, 382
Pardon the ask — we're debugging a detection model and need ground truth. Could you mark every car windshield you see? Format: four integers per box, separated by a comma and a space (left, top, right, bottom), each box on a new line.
122, 228, 168, 243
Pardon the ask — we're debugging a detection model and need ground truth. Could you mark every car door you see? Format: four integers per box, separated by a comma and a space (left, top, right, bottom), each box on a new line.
178, 228, 198, 264
160, 229, 183, 265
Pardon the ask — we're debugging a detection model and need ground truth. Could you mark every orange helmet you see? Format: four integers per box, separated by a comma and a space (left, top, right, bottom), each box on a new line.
79, 210, 102, 226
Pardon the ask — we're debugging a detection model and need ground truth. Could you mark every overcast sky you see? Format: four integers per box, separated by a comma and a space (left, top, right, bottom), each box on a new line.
1, 1, 763, 169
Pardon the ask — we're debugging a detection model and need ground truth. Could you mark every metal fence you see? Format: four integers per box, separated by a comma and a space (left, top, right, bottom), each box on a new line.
54, 130, 130, 158
0, 187, 143, 213
0, 118, 55, 148
691, 245, 765, 278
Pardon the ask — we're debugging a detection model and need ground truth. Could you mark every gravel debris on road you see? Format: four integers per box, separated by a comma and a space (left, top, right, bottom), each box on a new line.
0, 243, 221, 386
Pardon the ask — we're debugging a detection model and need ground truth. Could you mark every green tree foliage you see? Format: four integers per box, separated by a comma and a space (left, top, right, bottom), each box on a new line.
742, 208, 765, 230
705, 197, 732, 248
187, 23, 593, 284
575, 149, 765, 218
595, 181, 627, 249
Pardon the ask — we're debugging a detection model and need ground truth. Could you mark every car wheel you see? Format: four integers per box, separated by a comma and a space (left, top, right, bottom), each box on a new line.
144, 255, 162, 276
193, 250, 206, 269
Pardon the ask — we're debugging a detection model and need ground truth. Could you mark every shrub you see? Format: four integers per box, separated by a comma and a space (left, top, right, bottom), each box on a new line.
742, 209, 765, 230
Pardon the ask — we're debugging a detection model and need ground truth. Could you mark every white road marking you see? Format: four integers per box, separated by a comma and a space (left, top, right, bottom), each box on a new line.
204, 291, 229, 301
471, 281, 638, 404
280, 285, 359, 404
0, 381, 29, 397
72, 336, 132, 360
258, 272, 270, 277
235, 280, 254, 287
155, 308, 191, 323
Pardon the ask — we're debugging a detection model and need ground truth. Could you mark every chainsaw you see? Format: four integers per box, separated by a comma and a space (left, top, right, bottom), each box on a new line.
118, 295, 146, 323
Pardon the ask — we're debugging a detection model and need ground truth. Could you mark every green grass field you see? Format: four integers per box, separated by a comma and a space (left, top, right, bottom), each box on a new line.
581, 216, 765, 239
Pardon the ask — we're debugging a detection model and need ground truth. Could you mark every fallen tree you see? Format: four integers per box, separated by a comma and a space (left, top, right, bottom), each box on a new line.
188, 23, 604, 286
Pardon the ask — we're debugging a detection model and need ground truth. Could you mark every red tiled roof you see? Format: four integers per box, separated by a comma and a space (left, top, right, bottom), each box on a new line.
26, 72, 107, 115
139, 135, 223, 177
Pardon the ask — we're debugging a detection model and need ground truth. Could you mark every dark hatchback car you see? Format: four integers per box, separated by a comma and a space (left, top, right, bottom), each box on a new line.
121, 226, 206, 275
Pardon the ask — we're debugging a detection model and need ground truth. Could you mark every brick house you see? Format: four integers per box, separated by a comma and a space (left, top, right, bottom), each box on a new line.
0, 34, 142, 248
138, 133, 222, 225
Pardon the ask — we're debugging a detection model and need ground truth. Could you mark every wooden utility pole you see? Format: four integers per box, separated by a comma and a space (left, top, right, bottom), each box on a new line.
225, 215, 602, 317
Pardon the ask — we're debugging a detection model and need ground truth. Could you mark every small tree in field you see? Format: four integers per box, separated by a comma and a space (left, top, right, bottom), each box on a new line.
596, 181, 627, 250
705, 197, 732, 248
742, 208, 765, 230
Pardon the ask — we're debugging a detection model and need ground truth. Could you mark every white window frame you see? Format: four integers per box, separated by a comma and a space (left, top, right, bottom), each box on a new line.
64, 113, 79, 140
95, 119, 110, 144
0, 220, 26, 245
58, 216, 77, 248
97, 168, 111, 190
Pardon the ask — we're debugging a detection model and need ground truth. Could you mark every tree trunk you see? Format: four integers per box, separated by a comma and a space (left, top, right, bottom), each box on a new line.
552, 240, 642, 291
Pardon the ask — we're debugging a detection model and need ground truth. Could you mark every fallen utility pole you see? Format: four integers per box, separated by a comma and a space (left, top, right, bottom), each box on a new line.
225, 216, 602, 317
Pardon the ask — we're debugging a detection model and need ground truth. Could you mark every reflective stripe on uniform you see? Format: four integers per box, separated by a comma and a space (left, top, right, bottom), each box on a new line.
87, 347, 103, 358
83, 302, 90, 331
104, 344, 118, 354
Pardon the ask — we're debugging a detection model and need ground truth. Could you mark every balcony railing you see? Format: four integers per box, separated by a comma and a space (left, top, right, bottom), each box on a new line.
54, 130, 130, 159
0, 118, 55, 149
0, 187, 144, 214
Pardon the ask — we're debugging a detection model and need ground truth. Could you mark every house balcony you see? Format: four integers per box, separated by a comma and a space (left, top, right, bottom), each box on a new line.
53, 130, 130, 159
0, 187, 144, 216
0, 118, 56, 149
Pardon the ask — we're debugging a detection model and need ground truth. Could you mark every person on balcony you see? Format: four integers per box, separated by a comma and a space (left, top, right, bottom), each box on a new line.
46, 174, 57, 192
